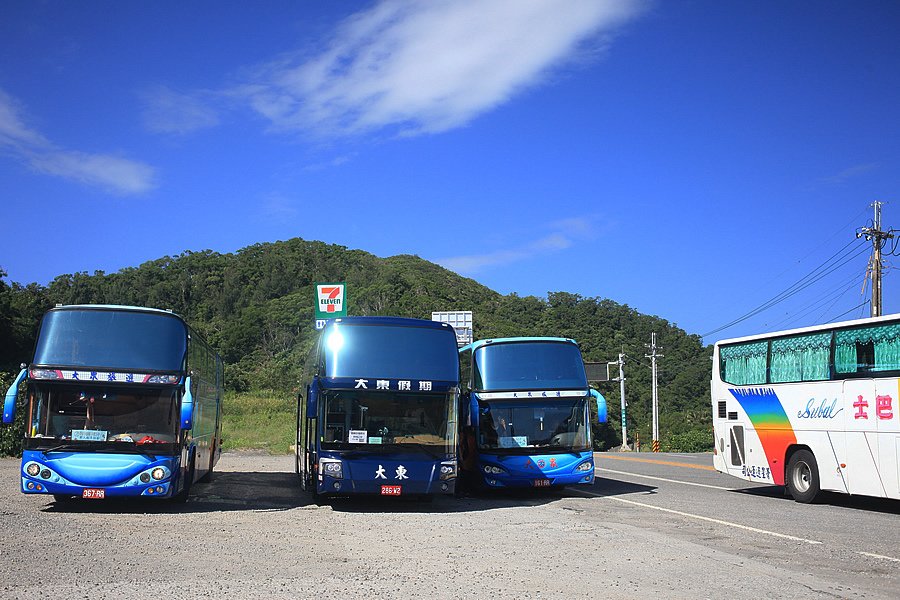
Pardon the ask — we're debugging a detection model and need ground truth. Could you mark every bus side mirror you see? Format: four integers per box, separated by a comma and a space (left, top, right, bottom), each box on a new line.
591, 388, 608, 424
307, 378, 318, 416
180, 376, 194, 430
3, 368, 27, 424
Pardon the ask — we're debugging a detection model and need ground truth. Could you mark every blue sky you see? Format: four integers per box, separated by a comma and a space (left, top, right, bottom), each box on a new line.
1, 1, 899, 343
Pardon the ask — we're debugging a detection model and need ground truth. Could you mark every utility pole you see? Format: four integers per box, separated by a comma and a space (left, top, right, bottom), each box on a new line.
646, 333, 663, 453
858, 201, 895, 317
615, 353, 628, 451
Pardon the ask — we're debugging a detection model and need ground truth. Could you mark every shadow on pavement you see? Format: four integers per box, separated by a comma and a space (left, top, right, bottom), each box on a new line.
731, 484, 900, 514
40, 469, 662, 515
41, 470, 314, 514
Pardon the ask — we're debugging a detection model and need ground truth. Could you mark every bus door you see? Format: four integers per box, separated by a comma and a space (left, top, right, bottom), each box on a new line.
715, 398, 746, 475
297, 386, 316, 491
842, 379, 885, 497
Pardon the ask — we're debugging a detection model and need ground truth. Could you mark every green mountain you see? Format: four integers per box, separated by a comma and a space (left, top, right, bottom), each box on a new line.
0, 238, 712, 452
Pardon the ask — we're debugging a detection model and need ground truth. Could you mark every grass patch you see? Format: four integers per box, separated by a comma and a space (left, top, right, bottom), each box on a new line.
221, 390, 295, 454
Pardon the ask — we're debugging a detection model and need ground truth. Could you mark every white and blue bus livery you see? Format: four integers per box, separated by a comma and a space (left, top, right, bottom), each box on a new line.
458, 337, 606, 490
3, 305, 223, 502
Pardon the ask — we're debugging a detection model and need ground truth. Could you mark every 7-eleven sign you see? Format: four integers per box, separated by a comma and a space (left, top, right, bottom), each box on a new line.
315, 282, 347, 320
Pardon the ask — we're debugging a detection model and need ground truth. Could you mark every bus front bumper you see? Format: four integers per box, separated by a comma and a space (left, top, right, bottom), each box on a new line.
21, 450, 178, 499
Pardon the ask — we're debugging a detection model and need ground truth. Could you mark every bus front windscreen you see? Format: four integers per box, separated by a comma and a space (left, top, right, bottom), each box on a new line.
26, 383, 179, 446
473, 341, 587, 391
323, 323, 459, 382
33, 309, 188, 372
321, 390, 456, 453
476, 397, 589, 452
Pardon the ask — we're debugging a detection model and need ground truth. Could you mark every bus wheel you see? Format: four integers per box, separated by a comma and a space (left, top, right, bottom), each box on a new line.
786, 449, 820, 503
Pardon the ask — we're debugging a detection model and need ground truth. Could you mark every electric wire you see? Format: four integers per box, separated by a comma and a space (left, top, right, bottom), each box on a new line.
828, 300, 871, 323
766, 274, 861, 331
701, 238, 868, 338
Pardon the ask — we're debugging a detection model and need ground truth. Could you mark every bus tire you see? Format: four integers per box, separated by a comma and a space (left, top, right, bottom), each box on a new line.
786, 449, 820, 503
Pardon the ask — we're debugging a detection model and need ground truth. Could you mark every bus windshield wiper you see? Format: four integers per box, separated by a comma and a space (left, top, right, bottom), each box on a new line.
42, 443, 86, 456
125, 443, 156, 461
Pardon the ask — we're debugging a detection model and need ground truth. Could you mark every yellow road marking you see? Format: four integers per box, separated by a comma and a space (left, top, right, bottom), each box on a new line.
595, 454, 716, 471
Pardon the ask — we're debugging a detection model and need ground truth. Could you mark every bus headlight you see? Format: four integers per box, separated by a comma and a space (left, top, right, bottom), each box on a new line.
575, 461, 594, 473
26, 463, 40, 477
482, 465, 506, 475
439, 462, 456, 480
320, 459, 343, 479
151, 468, 166, 481
145, 375, 180, 384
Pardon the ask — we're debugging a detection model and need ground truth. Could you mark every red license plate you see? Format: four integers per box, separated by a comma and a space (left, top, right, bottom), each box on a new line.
532, 479, 551, 487
82, 488, 106, 499
381, 485, 402, 496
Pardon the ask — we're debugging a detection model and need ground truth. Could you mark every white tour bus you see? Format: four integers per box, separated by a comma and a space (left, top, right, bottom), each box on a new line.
711, 314, 900, 503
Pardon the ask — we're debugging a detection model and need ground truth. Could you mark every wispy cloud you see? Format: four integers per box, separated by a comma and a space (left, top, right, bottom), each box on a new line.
140, 85, 220, 135
435, 216, 599, 274
817, 163, 879, 186
146, 0, 646, 141
259, 192, 300, 219
0, 89, 156, 195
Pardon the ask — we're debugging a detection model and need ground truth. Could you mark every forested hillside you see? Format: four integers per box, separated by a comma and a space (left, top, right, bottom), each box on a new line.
0, 238, 712, 452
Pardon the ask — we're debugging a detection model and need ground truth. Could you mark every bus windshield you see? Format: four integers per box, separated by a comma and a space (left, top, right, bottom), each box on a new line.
34, 309, 187, 372
474, 341, 587, 391
321, 390, 456, 452
26, 383, 179, 444
476, 396, 589, 452
323, 323, 459, 381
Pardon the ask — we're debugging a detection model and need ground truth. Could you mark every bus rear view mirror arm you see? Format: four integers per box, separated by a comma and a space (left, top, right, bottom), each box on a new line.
181, 375, 194, 431
590, 388, 608, 424
3, 368, 27, 424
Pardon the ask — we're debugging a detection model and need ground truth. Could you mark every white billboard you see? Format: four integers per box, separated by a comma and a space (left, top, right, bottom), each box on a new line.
432, 311, 473, 347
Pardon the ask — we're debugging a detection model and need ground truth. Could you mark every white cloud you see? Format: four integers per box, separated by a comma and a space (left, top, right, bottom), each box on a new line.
29, 150, 156, 195
0, 89, 156, 195
234, 0, 647, 137
140, 85, 220, 135
436, 215, 598, 274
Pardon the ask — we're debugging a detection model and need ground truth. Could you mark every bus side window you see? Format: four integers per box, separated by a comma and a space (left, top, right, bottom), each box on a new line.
856, 341, 875, 372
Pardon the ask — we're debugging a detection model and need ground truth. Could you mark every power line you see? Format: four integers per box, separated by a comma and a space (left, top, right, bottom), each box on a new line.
828, 300, 870, 323
766, 274, 861, 331
702, 238, 868, 338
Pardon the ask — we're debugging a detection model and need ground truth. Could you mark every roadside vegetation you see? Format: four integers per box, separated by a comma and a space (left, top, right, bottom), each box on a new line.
222, 390, 295, 454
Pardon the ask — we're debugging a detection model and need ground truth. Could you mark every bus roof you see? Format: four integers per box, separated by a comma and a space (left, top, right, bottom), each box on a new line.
461, 337, 578, 353
48, 304, 184, 320
714, 312, 900, 347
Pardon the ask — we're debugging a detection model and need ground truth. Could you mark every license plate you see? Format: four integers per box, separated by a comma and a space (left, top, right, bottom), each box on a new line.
82, 488, 106, 499
532, 479, 551, 487
381, 485, 402, 496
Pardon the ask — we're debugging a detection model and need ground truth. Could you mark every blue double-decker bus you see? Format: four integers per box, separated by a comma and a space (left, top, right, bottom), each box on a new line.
458, 337, 606, 491
2, 305, 223, 502
296, 316, 459, 498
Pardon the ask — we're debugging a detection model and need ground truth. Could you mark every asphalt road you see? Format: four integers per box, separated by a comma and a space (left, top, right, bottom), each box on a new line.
1, 451, 898, 599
